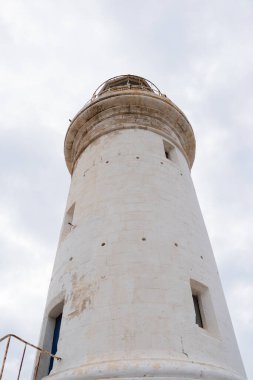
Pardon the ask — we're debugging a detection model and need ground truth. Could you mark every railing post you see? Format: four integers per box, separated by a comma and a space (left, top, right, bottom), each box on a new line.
0, 335, 11, 380
17, 343, 27, 380
33, 352, 42, 380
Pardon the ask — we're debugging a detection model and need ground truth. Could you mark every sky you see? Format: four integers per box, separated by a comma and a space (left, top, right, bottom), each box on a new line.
0, 0, 252, 378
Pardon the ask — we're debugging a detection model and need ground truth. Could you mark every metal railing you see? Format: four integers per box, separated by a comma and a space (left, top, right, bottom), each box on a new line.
0, 334, 61, 380
67, 75, 168, 121
91, 74, 165, 100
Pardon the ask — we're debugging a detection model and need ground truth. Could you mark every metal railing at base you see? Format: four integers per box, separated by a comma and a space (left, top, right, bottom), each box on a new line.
0, 334, 61, 380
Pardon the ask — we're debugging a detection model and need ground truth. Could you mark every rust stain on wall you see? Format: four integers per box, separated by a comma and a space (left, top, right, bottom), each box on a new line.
67, 273, 98, 319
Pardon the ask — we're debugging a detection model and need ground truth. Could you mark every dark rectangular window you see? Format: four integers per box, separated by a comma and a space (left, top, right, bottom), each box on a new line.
163, 140, 175, 162
165, 150, 170, 160
48, 313, 62, 374
192, 294, 203, 328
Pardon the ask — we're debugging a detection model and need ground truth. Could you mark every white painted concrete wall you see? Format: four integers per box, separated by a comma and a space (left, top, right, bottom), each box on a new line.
36, 83, 247, 380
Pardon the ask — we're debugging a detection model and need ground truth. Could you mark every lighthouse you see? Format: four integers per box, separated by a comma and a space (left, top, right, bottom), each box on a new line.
36, 75, 247, 380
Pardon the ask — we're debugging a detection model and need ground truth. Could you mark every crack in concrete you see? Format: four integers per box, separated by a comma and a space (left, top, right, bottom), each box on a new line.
181, 336, 189, 358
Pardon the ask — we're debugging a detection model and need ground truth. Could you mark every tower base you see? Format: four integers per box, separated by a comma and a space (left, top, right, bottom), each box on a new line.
45, 359, 244, 380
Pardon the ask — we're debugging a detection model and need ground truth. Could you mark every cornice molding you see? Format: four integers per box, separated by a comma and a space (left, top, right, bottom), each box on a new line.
64, 90, 195, 174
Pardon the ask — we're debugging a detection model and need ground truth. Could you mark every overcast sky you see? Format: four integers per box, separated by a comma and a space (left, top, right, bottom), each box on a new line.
0, 0, 252, 379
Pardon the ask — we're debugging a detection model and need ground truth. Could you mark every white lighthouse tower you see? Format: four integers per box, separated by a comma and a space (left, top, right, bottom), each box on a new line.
36, 75, 247, 380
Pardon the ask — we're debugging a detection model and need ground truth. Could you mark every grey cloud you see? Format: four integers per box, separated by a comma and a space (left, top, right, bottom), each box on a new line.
0, 1, 252, 378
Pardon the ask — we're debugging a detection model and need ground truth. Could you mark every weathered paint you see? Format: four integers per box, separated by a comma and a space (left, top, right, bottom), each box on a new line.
37, 76, 247, 380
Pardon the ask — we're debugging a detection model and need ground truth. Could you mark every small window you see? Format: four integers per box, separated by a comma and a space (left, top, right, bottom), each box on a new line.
190, 279, 220, 336
190, 280, 205, 329
163, 140, 175, 162
192, 294, 203, 328
61, 202, 75, 240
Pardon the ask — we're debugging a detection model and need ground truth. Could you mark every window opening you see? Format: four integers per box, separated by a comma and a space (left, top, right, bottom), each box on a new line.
163, 140, 175, 161
192, 294, 203, 328
48, 313, 62, 374
190, 279, 220, 336
61, 202, 75, 240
